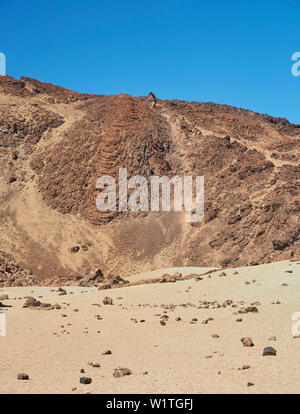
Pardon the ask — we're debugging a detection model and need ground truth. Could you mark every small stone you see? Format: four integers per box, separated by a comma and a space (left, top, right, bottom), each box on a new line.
160, 320, 166, 326
58, 287, 67, 296
262, 346, 276, 356
212, 334, 219, 338
92, 363, 100, 368
103, 350, 112, 355
17, 373, 29, 380
113, 368, 132, 378
23, 297, 41, 308
241, 337, 254, 347
39, 303, 52, 309
103, 297, 113, 305
80, 377, 92, 384
242, 365, 250, 370
247, 382, 254, 387
244, 306, 258, 313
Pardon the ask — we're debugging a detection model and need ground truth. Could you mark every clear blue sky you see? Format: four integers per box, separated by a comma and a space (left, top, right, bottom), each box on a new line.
1, 0, 299, 123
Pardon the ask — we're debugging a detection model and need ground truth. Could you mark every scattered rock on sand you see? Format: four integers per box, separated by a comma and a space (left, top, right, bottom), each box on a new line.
39, 302, 52, 309
113, 368, 132, 378
263, 346, 277, 356
80, 377, 92, 384
103, 297, 113, 305
23, 297, 41, 308
17, 373, 29, 380
244, 306, 259, 313
241, 337, 254, 347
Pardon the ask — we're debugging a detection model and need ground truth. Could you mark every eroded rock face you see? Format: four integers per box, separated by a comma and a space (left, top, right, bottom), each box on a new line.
0, 75, 299, 282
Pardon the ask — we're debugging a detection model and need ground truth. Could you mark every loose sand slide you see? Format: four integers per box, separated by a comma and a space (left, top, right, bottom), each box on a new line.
0, 260, 300, 394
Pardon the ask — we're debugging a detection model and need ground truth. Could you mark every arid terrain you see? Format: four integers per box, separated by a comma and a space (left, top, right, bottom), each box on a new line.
0, 75, 299, 286
0, 76, 299, 394
1, 261, 300, 394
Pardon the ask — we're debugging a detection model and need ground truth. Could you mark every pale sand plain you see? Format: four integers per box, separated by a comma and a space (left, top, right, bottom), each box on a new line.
0, 260, 300, 394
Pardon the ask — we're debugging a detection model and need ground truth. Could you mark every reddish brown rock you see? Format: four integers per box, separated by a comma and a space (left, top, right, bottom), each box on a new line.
241, 337, 254, 347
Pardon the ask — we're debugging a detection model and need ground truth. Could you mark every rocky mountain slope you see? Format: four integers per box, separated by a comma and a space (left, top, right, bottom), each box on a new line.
0, 75, 299, 283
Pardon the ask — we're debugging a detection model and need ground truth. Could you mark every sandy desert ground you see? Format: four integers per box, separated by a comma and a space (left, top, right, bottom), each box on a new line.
1, 260, 300, 394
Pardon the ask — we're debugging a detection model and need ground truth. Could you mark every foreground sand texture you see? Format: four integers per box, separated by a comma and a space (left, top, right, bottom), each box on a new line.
1, 261, 300, 394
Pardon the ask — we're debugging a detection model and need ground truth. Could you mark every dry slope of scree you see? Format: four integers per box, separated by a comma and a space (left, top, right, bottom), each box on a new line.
0, 251, 41, 287
0, 75, 299, 281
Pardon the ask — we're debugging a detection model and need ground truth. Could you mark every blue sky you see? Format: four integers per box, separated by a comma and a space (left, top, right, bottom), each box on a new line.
1, 0, 299, 123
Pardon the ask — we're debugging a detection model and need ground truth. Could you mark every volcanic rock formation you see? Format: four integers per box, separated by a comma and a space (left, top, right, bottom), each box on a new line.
0, 75, 299, 282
